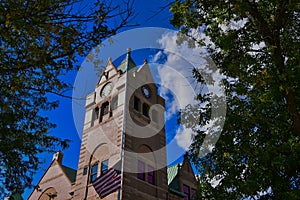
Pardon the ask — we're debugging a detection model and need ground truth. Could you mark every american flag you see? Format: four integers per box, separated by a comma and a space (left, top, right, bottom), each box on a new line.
92, 168, 121, 198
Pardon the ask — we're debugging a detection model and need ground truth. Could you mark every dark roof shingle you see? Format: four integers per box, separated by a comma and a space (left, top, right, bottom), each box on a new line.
62, 165, 77, 183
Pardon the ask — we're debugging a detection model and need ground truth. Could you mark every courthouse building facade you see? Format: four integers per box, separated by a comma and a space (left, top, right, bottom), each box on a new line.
28, 50, 198, 200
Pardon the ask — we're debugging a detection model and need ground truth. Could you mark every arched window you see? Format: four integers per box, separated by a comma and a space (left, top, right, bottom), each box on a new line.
147, 165, 154, 184
137, 160, 146, 180
100, 101, 109, 122
101, 102, 109, 116
94, 107, 99, 119
134, 96, 140, 111
38, 187, 58, 200
90, 163, 98, 183
142, 103, 149, 117
101, 159, 108, 174
137, 145, 155, 185
183, 184, 190, 200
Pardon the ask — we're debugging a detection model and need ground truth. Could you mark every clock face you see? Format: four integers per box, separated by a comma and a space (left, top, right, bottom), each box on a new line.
101, 82, 112, 97
141, 85, 151, 98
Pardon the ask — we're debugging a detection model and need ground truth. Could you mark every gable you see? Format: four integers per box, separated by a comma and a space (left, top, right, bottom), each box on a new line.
167, 155, 198, 199
97, 57, 118, 86
136, 62, 155, 84
181, 158, 194, 175
28, 160, 75, 200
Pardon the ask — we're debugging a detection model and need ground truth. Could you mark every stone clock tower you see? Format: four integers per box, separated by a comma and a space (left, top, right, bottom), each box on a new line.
73, 49, 168, 200
27, 49, 197, 200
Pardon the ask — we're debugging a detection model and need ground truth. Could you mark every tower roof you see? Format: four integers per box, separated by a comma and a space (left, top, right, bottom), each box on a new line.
118, 48, 137, 73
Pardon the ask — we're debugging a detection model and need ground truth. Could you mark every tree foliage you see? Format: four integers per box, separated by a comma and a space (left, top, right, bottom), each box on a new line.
0, 0, 135, 197
171, 0, 300, 199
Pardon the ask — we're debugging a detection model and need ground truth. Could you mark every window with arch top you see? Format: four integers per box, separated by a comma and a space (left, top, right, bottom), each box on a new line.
142, 103, 149, 117
137, 145, 155, 185
90, 163, 98, 183
101, 101, 109, 116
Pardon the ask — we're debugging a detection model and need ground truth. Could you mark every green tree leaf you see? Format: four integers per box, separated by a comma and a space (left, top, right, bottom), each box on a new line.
170, 0, 300, 199
0, 0, 135, 198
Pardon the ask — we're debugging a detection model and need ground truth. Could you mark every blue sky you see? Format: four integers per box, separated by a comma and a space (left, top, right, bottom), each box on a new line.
16, 1, 283, 198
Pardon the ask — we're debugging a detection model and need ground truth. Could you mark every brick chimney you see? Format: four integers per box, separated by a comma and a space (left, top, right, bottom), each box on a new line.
52, 151, 64, 164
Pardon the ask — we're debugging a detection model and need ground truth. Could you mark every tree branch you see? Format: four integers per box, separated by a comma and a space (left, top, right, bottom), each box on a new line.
24, 87, 86, 100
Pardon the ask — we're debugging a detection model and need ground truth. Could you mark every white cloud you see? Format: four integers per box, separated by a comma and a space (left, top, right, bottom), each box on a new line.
151, 31, 201, 149
153, 30, 226, 150
149, 28, 226, 157
152, 31, 207, 120
156, 63, 194, 120
174, 126, 193, 150
219, 18, 248, 33
252, 41, 266, 50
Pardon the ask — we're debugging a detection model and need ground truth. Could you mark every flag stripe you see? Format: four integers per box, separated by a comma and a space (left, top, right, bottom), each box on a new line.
98, 175, 116, 193
93, 168, 114, 186
100, 174, 121, 194
92, 168, 121, 198
93, 170, 116, 191
100, 174, 121, 198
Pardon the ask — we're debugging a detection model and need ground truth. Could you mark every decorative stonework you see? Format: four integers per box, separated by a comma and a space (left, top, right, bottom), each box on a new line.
28, 51, 198, 200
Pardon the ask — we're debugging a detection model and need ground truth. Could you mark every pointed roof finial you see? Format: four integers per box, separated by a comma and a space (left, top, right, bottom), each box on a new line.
177, 163, 181, 170
127, 48, 131, 55
107, 57, 112, 64
184, 152, 189, 160
144, 59, 148, 64
52, 151, 63, 164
